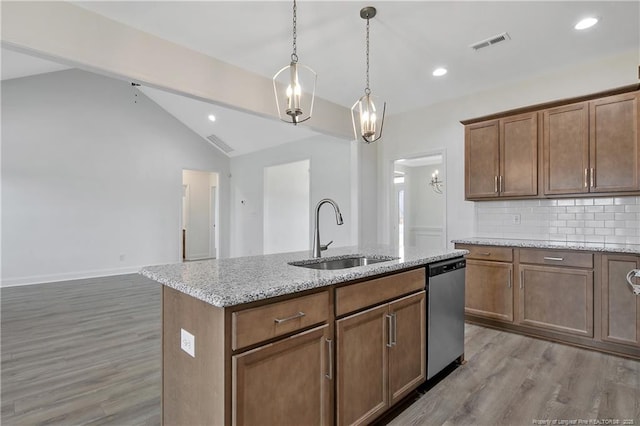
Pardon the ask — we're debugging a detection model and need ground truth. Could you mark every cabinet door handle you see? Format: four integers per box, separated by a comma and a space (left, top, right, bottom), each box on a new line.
590, 168, 595, 188
543, 256, 564, 262
494, 176, 498, 193
584, 168, 588, 188
499, 175, 503, 193
325, 338, 333, 380
274, 311, 305, 324
520, 270, 524, 290
507, 274, 512, 289
386, 314, 394, 348
391, 313, 397, 346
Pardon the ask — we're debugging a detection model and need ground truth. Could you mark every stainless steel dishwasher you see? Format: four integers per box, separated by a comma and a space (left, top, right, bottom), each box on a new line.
427, 257, 466, 379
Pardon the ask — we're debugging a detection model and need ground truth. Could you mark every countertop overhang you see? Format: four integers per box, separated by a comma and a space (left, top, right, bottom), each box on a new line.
140, 245, 467, 308
453, 237, 640, 255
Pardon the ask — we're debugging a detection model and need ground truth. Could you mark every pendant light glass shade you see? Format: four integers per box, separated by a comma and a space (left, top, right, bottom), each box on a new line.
273, 0, 316, 125
351, 6, 386, 143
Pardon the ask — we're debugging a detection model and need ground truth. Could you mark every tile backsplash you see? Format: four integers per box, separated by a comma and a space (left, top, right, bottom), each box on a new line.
475, 196, 640, 245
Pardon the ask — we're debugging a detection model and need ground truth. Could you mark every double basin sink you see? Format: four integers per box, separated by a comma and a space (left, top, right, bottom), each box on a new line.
289, 255, 398, 270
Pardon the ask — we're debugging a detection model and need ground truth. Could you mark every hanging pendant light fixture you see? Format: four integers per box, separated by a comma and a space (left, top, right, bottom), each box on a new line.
273, 0, 317, 125
351, 6, 386, 143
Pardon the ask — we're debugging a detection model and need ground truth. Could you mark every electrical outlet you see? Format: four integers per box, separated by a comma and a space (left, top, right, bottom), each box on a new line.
181, 328, 195, 358
512, 214, 521, 225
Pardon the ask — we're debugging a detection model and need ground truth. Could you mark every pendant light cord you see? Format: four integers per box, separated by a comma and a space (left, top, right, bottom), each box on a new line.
365, 17, 371, 95
291, 0, 298, 63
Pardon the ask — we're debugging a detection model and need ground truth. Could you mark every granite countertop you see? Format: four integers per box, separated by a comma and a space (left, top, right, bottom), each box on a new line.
452, 237, 640, 255
140, 245, 468, 308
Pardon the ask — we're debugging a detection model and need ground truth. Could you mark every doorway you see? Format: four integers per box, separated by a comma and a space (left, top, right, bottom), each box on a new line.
263, 159, 310, 255
182, 170, 219, 261
392, 153, 446, 252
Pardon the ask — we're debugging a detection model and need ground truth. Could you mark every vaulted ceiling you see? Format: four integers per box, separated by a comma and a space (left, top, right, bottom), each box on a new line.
3, 1, 638, 157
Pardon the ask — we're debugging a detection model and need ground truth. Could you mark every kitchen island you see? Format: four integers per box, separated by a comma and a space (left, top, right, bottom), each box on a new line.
140, 244, 467, 426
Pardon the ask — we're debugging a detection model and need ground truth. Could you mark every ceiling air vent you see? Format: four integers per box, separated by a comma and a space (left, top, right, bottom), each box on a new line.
470, 32, 511, 51
206, 134, 234, 155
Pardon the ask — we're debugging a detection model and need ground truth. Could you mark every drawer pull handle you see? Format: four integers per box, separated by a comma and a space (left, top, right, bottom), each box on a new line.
274, 311, 305, 324
478, 252, 491, 256
543, 257, 564, 261
325, 338, 333, 380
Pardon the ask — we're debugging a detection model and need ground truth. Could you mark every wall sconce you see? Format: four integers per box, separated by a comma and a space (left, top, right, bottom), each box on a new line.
430, 170, 444, 194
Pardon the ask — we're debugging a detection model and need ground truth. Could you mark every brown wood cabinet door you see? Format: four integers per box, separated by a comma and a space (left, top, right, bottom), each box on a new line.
500, 112, 538, 197
590, 92, 640, 192
465, 259, 513, 322
602, 255, 640, 347
465, 120, 500, 199
232, 325, 332, 426
543, 102, 590, 195
518, 265, 593, 337
388, 291, 426, 406
336, 304, 389, 426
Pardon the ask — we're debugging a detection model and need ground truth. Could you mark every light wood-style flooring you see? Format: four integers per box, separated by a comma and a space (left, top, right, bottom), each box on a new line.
2, 274, 639, 425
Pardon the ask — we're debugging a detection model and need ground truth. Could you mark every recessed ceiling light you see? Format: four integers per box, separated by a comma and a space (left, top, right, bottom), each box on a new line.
433, 67, 448, 77
575, 17, 598, 30
208, 114, 216, 122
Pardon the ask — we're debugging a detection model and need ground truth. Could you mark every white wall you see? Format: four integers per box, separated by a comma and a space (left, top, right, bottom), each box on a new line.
379, 49, 639, 247
1, 69, 230, 286
230, 135, 353, 257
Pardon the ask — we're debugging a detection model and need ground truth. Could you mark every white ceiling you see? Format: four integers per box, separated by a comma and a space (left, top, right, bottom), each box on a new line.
3, 1, 639, 157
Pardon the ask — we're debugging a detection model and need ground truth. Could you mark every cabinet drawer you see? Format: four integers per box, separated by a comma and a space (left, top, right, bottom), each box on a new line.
519, 249, 593, 268
336, 268, 425, 317
232, 291, 329, 350
458, 245, 513, 262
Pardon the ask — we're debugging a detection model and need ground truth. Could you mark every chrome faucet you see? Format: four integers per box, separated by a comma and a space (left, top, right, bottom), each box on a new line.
312, 198, 344, 258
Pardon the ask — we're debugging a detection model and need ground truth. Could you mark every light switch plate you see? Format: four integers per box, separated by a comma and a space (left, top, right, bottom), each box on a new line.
181, 328, 195, 358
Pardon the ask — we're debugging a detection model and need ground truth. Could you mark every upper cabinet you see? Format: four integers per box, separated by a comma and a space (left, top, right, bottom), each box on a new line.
465, 112, 538, 199
464, 85, 640, 201
589, 92, 640, 193
543, 92, 640, 195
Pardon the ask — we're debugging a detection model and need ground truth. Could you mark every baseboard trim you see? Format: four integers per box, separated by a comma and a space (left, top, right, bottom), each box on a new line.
1, 265, 147, 287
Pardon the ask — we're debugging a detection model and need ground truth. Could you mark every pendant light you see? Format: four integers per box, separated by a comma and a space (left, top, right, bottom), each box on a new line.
351, 6, 386, 143
273, 0, 317, 125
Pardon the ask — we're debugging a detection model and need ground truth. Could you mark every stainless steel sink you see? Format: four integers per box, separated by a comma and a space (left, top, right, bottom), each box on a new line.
289, 255, 398, 270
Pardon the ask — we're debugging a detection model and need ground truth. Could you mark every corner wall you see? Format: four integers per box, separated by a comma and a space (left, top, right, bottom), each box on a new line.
1, 69, 230, 286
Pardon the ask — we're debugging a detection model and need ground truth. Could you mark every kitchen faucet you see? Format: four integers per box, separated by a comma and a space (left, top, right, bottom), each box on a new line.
312, 198, 344, 258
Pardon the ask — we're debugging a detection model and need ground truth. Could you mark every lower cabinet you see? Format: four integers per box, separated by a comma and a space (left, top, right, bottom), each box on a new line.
232, 324, 332, 426
455, 243, 640, 360
465, 259, 513, 322
518, 264, 593, 337
336, 291, 426, 426
602, 254, 640, 347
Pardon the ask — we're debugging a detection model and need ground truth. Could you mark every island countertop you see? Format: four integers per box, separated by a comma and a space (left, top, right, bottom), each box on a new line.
452, 237, 640, 255
140, 245, 467, 308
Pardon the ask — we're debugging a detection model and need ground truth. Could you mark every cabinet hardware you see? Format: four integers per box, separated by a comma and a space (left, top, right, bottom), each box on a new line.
494, 176, 498, 193
590, 168, 595, 188
520, 270, 524, 289
499, 175, 503, 193
543, 256, 564, 261
325, 338, 333, 380
391, 313, 397, 346
626, 269, 640, 295
584, 169, 588, 188
274, 311, 305, 324
478, 252, 491, 256
507, 274, 512, 289
386, 314, 394, 347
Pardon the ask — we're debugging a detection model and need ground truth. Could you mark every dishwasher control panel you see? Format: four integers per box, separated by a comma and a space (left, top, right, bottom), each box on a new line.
428, 258, 466, 277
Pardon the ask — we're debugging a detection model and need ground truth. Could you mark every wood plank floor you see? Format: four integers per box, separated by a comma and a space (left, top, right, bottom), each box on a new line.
2, 274, 639, 425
